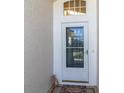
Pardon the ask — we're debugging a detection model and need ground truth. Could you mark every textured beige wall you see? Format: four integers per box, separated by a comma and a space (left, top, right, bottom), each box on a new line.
24, 0, 53, 93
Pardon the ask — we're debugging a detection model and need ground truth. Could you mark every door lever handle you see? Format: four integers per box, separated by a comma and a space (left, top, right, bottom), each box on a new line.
86, 50, 88, 55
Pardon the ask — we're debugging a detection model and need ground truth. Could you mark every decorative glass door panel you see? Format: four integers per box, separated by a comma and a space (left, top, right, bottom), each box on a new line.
62, 22, 89, 82
66, 27, 84, 68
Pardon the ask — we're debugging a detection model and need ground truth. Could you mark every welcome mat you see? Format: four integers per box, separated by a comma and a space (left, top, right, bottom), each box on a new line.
60, 85, 95, 93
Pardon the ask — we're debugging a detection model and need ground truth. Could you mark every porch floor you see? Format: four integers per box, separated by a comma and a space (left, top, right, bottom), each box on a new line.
53, 86, 98, 93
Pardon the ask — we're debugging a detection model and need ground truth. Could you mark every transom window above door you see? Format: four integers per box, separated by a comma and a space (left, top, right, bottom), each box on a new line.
64, 0, 86, 16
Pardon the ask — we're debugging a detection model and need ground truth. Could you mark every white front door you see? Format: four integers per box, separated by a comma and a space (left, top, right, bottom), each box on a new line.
62, 22, 89, 83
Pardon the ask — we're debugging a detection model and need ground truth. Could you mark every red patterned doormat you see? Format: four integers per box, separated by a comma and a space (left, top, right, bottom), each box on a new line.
60, 85, 95, 93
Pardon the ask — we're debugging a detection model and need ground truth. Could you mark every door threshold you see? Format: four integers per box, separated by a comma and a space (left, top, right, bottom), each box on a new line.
62, 80, 89, 83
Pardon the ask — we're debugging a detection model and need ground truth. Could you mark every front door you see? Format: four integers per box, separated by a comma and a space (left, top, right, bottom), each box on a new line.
62, 22, 89, 83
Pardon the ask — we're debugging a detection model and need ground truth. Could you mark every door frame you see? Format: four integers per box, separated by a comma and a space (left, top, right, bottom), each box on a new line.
53, 0, 98, 86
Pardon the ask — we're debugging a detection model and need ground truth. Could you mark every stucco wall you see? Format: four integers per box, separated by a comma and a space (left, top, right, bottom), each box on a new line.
24, 0, 53, 93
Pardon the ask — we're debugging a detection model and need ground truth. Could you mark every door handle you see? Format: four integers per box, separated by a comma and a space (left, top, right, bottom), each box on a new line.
86, 50, 88, 55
